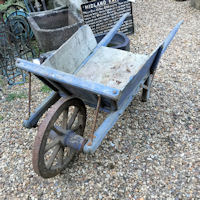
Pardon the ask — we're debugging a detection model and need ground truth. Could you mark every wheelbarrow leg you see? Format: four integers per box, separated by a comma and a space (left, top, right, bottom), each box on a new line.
141, 75, 152, 102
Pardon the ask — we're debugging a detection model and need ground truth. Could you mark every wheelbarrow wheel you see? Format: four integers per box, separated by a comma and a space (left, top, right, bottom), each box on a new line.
32, 97, 86, 178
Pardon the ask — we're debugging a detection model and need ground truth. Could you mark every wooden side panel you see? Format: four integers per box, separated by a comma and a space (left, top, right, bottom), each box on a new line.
42, 25, 97, 73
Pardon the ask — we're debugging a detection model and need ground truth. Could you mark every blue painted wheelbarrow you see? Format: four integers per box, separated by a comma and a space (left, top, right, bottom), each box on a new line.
16, 13, 182, 178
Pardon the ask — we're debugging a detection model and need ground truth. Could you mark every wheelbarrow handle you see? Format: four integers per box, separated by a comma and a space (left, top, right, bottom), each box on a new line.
150, 20, 183, 74
74, 12, 130, 74
97, 12, 130, 48
162, 20, 183, 55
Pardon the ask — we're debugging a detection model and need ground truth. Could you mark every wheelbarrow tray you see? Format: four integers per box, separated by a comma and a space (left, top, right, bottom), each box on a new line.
16, 22, 161, 111
17, 46, 155, 110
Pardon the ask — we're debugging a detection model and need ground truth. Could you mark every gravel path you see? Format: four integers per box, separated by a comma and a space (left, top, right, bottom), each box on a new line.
0, 0, 199, 199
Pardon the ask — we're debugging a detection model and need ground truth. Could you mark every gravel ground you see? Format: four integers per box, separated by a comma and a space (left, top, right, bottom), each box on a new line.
0, 0, 200, 199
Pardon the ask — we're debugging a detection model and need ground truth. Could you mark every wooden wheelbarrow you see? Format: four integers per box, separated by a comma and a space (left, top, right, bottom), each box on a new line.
16, 13, 183, 178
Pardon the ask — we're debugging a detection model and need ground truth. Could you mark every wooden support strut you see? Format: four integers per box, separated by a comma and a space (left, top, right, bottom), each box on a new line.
87, 95, 101, 146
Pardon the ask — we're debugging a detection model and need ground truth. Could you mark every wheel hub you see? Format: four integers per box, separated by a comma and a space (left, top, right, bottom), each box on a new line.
50, 127, 87, 151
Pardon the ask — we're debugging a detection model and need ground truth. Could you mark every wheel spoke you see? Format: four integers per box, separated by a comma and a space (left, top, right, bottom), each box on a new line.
58, 147, 64, 166
49, 129, 58, 139
68, 107, 79, 129
45, 139, 60, 153
72, 124, 81, 132
65, 147, 70, 156
62, 109, 68, 129
46, 145, 60, 170
52, 125, 65, 136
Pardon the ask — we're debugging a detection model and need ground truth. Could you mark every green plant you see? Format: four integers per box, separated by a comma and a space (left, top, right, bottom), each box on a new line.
6, 92, 27, 101
41, 85, 51, 93
0, 115, 3, 121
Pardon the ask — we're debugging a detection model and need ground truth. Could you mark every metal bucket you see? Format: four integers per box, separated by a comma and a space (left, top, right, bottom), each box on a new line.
95, 32, 130, 51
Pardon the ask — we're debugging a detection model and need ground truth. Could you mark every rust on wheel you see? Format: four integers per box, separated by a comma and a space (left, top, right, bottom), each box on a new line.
32, 97, 86, 178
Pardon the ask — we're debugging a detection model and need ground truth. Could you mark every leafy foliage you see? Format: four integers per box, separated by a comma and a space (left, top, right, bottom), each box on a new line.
6, 92, 27, 101
41, 84, 52, 93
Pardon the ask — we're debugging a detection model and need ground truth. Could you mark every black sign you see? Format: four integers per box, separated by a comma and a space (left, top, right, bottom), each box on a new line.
81, 0, 134, 35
